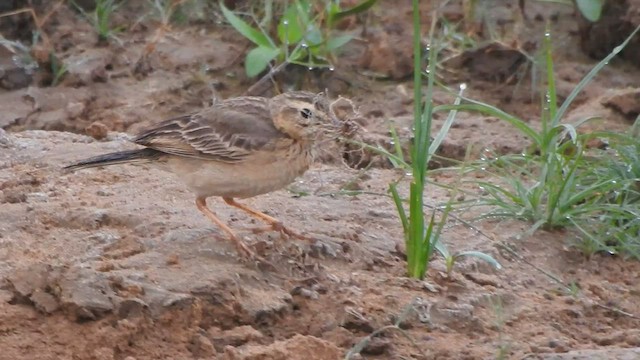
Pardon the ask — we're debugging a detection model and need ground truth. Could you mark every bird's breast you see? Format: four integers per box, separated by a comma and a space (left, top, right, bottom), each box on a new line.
165, 142, 313, 198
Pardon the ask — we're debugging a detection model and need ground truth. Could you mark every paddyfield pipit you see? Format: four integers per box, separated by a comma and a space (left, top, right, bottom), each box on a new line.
65, 91, 342, 260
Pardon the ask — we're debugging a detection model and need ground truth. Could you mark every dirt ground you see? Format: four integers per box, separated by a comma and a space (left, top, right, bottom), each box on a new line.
1, 0, 640, 359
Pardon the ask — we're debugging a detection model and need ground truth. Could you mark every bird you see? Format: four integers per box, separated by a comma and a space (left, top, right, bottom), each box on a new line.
64, 91, 341, 261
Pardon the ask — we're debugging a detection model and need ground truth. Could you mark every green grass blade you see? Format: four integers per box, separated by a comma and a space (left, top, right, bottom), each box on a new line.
555, 24, 640, 124
429, 85, 463, 159
544, 23, 558, 125
434, 102, 540, 145
329, 0, 378, 22
389, 123, 407, 167
389, 183, 409, 234
408, 182, 425, 277
454, 251, 502, 269
219, 2, 275, 48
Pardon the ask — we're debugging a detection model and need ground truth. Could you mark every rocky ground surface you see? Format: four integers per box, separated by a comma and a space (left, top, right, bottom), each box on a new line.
2, 0, 640, 359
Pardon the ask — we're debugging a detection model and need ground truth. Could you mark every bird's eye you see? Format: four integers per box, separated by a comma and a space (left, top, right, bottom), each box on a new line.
300, 108, 312, 119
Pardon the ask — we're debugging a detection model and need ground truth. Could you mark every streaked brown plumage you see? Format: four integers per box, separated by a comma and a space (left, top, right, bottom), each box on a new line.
65, 91, 339, 260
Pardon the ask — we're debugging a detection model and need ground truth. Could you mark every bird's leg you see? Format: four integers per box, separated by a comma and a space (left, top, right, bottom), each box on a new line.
195, 197, 255, 257
222, 197, 310, 241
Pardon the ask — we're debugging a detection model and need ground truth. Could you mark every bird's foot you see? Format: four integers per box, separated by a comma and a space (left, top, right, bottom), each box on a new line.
231, 236, 278, 271
241, 221, 311, 241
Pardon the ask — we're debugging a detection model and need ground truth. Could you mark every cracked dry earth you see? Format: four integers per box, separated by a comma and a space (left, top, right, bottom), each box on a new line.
1, 128, 640, 360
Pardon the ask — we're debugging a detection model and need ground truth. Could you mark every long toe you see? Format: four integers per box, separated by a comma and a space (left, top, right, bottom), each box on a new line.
277, 224, 312, 242
233, 237, 256, 258
229, 235, 280, 270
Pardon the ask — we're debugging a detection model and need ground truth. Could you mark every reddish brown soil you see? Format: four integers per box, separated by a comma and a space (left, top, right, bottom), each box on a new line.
1, 1, 640, 359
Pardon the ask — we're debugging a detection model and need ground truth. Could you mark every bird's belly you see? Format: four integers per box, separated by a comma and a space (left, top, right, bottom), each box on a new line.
165, 151, 311, 198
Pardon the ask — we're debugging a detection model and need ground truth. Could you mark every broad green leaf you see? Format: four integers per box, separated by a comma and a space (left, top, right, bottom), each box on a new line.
326, 34, 353, 51
277, 3, 304, 44
245, 46, 279, 77
304, 27, 324, 47
576, 0, 603, 22
219, 2, 274, 48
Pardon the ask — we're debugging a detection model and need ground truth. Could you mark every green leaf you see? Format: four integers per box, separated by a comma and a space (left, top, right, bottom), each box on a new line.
389, 183, 408, 234
454, 251, 502, 270
245, 46, 279, 77
556, 24, 640, 124
576, 0, 603, 22
304, 27, 324, 47
277, 3, 304, 44
329, 0, 378, 23
219, 2, 274, 48
434, 238, 450, 258
326, 34, 353, 51
388, 122, 406, 168
429, 85, 463, 161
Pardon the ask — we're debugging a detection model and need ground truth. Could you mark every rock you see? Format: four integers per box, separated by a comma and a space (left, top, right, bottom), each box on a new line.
117, 298, 149, 319
464, 272, 500, 288
602, 88, 640, 120
188, 333, 216, 358
0, 40, 34, 90
66, 101, 86, 119
85, 121, 110, 140
359, 27, 413, 80
209, 325, 264, 351
57, 267, 116, 321
6, 264, 119, 320
361, 336, 391, 355
222, 334, 341, 360
5, 264, 54, 301
30, 291, 60, 314
0, 128, 13, 147
64, 48, 113, 86
10, 86, 93, 131
0, 90, 34, 128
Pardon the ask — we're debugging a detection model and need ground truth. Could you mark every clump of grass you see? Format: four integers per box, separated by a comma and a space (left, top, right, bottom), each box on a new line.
435, 23, 640, 258
380, 1, 501, 279
49, 52, 68, 86
74, 0, 122, 43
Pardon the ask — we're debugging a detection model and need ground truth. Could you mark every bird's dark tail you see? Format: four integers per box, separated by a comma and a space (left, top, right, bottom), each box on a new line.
64, 148, 162, 171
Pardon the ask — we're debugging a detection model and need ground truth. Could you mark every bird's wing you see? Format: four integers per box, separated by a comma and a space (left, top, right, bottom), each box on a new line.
133, 99, 288, 163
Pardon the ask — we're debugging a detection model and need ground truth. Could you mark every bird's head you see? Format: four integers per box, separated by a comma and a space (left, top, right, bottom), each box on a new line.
269, 91, 340, 141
